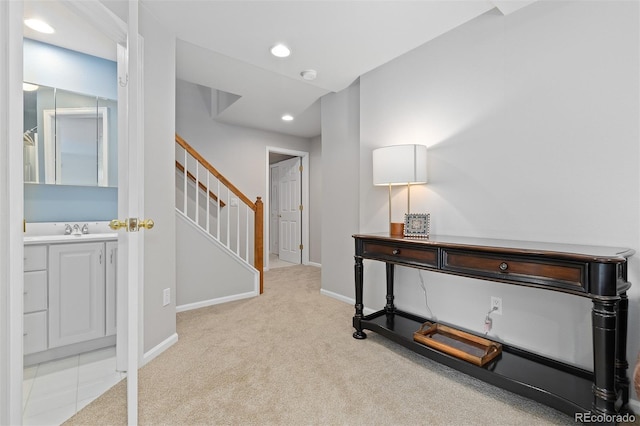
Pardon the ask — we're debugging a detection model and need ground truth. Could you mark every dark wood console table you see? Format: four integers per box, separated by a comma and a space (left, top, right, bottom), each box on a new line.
352, 233, 634, 421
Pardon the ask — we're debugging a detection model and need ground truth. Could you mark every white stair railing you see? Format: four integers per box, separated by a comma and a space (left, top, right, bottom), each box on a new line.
175, 134, 264, 292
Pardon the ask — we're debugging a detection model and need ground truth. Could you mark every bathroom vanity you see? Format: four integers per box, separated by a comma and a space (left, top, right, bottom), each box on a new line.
23, 230, 117, 366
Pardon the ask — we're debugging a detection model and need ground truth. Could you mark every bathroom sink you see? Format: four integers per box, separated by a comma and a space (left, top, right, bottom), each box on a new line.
24, 233, 118, 244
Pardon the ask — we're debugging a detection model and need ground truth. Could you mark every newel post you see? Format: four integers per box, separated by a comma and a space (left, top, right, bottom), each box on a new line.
254, 197, 264, 293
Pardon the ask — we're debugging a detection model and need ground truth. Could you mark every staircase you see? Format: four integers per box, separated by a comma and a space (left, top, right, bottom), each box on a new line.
175, 134, 264, 304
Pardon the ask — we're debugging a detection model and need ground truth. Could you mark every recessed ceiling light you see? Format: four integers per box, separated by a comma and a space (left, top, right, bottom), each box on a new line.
23, 83, 39, 92
270, 44, 291, 58
24, 18, 55, 34
281, 114, 294, 122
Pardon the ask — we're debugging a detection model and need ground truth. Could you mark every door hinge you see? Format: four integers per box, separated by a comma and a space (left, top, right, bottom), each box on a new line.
299, 165, 303, 172
299, 244, 303, 250
299, 204, 303, 211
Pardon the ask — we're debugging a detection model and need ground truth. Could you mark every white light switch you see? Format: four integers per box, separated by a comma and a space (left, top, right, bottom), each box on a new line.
163, 288, 170, 306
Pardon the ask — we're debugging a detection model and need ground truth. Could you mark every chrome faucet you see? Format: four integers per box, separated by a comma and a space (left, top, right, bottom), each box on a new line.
64, 224, 72, 235
82, 224, 89, 234
72, 224, 80, 235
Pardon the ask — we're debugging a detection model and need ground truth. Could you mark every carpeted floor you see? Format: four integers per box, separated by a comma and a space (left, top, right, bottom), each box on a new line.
65, 265, 574, 425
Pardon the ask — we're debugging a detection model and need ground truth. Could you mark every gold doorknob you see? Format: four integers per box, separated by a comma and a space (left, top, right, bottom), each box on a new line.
139, 219, 154, 230
109, 219, 127, 230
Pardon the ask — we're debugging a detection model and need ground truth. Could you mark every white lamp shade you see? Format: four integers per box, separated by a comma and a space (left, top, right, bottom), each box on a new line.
373, 144, 427, 186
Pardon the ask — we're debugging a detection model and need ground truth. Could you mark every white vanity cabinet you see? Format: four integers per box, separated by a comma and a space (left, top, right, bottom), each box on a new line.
23, 236, 117, 364
23, 246, 48, 355
48, 242, 106, 348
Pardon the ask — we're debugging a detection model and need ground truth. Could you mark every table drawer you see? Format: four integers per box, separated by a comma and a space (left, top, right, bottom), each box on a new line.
24, 245, 47, 271
24, 271, 47, 313
442, 249, 586, 290
363, 242, 437, 267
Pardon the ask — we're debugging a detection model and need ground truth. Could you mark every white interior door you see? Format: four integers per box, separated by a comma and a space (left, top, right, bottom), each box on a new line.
269, 165, 279, 254
277, 157, 301, 264
117, 3, 143, 423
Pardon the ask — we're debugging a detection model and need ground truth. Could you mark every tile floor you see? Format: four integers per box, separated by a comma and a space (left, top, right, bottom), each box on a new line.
23, 346, 125, 426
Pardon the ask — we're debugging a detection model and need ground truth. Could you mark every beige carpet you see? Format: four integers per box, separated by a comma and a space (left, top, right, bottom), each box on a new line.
65, 265, 573, 425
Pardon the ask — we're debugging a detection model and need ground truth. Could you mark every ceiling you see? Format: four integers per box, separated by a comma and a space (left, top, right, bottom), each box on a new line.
24, 1, 535, 139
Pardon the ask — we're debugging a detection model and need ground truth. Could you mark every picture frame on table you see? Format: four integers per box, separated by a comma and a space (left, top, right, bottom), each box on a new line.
404, 213, 430, 238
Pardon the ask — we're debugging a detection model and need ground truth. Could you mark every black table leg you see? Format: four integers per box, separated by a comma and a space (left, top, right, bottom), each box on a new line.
615, 292, 630, 410
591, 297, 618, 415
385, 263, 396, 314
353, 256, 366, 339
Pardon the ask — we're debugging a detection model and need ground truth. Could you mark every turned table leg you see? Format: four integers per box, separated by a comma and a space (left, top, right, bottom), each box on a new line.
385, 263, 396, 314
352, 256, 367, 339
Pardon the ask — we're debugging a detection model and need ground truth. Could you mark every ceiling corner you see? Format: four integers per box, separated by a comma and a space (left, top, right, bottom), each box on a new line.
490, 0, 538, 16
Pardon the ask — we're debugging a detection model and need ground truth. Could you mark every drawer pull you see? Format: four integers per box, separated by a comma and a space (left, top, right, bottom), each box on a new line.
23, 333, 28, 337
499, 262, 508, 271
392, 249, 401, 255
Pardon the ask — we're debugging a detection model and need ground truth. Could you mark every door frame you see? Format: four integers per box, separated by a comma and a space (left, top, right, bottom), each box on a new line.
265, 147, 309, 270
1, 1, 25, 423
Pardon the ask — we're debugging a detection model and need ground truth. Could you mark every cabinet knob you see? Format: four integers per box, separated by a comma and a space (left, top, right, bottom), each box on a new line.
499, 262, 508, 271
392, 249, 401, 255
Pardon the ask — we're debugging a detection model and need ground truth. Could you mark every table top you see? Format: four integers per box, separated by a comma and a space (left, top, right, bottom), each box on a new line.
353, 233, 635, 263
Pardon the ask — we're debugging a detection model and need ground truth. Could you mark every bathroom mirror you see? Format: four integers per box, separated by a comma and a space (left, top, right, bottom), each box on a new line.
23, 83, 117, 187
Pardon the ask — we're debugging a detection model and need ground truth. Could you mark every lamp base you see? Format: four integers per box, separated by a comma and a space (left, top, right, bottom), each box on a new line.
390, 222, 404, 237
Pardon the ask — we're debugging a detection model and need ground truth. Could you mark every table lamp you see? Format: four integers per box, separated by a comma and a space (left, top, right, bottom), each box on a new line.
373, 144, 427, 236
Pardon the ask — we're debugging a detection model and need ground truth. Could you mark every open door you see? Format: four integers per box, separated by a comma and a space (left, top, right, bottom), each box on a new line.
60, 4, 144, 424
277, 157, 302, 264
114, 3, 144, 424
269, 164, 279, 255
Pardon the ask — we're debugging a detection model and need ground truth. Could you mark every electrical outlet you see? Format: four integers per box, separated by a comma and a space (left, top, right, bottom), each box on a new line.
163, 288, 171, 306
491, 296, 502, 315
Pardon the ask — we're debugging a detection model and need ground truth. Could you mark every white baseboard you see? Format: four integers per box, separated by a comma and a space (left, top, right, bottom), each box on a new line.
320, 288, 352, 305
319, 289, 376, 315
142, 332, 178, 367
176, 291, 257, 313
306, 261, 321, 268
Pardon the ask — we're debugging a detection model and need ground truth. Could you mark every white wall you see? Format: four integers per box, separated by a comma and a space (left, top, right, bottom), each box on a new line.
140, 6, 177, 353
320, 81, 361, 297
176, 79, 317, 264
176, 214, 257, 308
177, 80, 312, 203
309, 135, 322, 265
325, 0, 639, 390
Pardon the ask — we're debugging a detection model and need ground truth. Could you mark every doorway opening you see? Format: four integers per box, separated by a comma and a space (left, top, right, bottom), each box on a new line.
18, 2, 135, 425
265, 147, 310, 271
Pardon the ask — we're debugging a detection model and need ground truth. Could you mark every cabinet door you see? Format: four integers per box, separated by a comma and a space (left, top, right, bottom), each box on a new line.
49, 242, 106, 348
105, 241, 117, 336
24, 245, 47, 271
24, 311, 47, 355
24, 270, 47, 313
